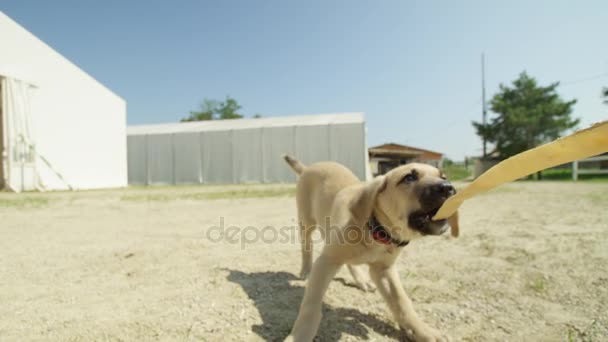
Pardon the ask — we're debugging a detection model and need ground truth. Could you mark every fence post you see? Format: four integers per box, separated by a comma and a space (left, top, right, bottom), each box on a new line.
572, 160, 578, 181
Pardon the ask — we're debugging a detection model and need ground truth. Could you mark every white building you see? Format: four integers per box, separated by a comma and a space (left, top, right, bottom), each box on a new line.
0, 11, 127, 191
127, 113, 370, 184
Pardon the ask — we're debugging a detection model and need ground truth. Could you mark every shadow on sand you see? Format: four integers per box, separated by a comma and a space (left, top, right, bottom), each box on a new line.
226, 270, 402, 341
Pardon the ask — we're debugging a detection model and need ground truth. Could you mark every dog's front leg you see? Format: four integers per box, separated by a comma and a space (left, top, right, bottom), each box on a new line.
369, 264, 447, 342
287, 254, 341, 342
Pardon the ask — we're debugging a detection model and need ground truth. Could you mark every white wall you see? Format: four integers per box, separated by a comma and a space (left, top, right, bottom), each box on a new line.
0, 12, 127, 189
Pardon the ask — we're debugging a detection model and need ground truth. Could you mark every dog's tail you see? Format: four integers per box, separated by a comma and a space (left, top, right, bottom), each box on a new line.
283, 154, 305, 175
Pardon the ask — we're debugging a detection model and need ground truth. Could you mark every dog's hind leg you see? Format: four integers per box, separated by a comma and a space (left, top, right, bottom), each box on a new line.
298, 218, 316, 280
347, 264, 376, 292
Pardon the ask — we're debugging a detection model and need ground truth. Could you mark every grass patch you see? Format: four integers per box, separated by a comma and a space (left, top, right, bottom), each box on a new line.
121, 187, 296, 202
442, 164, 471, 181
0, 196, 49, 208
120, 194, 171, 202
527, 277, 546, 293
183, 187, 296, 200
566, 319, 599, 342
409, 285, 420, 295
587, 191, 608, 203
479, 241, 495, 257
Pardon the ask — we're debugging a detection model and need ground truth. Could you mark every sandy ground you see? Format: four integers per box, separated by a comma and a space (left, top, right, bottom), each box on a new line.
1, 182, 607, 341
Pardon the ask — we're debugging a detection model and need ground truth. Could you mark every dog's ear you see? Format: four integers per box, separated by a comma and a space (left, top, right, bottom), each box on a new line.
349, 175, 387, 224
448, 210, 459, 238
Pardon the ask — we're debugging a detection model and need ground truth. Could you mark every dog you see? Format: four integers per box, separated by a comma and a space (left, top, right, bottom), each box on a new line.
283, 155, 459, 342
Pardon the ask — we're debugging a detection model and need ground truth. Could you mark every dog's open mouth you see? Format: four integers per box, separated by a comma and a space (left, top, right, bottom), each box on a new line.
408, 207, 447, 235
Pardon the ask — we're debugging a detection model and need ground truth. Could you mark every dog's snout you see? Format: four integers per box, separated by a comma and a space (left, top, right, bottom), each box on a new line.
420, 181, 455, 209
431, 181, 455, 196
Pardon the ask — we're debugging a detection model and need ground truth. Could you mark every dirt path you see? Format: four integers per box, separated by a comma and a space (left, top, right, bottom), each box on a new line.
0, 182, 606, 341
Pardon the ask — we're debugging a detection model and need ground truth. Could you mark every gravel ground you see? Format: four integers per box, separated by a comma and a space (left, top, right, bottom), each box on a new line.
0, 182, 607, 341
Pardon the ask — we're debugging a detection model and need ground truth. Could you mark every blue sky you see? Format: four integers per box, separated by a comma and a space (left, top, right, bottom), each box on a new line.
2, 0, 607, 160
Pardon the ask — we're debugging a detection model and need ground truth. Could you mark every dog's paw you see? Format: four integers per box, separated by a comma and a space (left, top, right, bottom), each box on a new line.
354, 280, 377, 292
299, 267, 311, 280
403, 326, 449, 342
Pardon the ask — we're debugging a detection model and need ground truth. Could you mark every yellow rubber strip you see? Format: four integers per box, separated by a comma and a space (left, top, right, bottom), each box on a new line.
433, 120, 608, 220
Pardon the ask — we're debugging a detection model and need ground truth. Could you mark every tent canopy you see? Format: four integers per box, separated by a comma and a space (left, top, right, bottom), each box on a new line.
127, 113, 369, 185
127, 112, 364, 135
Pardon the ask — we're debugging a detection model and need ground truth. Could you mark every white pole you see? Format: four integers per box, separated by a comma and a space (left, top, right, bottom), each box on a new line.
482, 53, 487, 158
0, 77, 7, 190
572, 160, 578, 181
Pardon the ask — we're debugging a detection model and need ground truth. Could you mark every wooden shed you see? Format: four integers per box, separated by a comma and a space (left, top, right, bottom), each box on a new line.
369, 143, 443, 175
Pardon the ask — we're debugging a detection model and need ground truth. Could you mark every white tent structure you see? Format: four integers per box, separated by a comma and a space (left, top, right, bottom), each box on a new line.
0, 12, 127, 191
127, 113, 370, 185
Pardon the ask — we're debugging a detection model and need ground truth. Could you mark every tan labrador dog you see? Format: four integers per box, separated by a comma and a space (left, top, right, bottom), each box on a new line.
283, 155, 459, 342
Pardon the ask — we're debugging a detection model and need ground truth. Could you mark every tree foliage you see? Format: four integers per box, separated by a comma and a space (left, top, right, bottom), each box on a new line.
603, 87, 608, 105
473, 72, 579, 159
181, 96, 245, 122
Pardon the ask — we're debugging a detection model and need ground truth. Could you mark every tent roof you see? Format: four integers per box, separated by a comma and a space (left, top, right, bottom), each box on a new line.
0, 11, 125, 103
127, 112, 365, 136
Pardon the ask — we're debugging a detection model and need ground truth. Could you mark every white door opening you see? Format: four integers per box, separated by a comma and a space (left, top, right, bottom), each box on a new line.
0, 76, 39, 192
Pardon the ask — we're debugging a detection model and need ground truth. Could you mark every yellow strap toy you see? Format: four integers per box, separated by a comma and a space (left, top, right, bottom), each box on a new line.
434, 120, 608, 221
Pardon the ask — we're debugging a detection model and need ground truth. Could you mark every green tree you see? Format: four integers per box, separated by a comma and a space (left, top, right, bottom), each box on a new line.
181, 96, 244, 122
473, 72, 579, 159
603, 87, 608, 105
216, 96, 243, 120
181, 99, 217, 122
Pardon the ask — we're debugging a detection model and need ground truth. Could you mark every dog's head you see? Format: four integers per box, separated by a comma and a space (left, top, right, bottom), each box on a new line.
350, 163, 459, 241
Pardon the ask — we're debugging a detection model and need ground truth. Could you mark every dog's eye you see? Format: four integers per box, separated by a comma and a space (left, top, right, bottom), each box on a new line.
400, 172, 418, 184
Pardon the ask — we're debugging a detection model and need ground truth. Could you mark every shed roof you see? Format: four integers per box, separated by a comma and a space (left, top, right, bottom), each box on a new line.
127, 112, 364, 136
369, 143, 443, 159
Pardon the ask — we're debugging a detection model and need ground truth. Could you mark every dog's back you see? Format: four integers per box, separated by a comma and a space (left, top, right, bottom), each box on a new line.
284, 155, 359, 226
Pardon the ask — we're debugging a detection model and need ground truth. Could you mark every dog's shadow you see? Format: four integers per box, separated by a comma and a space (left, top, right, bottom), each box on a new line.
226, 270, 402, 341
